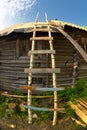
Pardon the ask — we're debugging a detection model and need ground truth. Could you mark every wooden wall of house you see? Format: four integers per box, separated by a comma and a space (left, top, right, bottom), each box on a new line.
0, 33, 30, 92
65, 27, 87, 81
0, 29, 87, 92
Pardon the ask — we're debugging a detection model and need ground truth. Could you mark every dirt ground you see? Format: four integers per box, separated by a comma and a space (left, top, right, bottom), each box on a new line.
0, 117, 87, 130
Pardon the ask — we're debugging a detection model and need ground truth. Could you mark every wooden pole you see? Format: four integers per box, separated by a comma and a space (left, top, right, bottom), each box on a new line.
28, 38, 35, 124
45, 13, 58, 126
27, 12, 39, 124
72, 50, 78, 88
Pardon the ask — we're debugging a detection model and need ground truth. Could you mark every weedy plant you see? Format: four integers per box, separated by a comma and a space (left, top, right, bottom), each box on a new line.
0, 78, 87, 122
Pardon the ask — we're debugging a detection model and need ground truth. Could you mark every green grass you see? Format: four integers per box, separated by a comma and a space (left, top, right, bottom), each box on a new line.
0, 78, 87, 122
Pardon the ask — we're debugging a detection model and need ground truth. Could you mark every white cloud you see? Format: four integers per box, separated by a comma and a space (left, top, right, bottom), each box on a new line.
0, 0, 37, 29
7, 0, 37, 16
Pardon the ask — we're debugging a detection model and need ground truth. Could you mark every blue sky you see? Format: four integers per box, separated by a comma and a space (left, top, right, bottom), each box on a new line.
0, 0, 87, 30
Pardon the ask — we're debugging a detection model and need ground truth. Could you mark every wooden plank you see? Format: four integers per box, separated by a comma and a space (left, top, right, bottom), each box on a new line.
21, 86, 65, 91
69, 101, 87, 124
49, 21, 87, 62
24, 68, 61, 73
28, 50, 55, 55
34, 23, 50, 26
77, 104, 87, 115
30, 28, 53, 32
23, 105, 65, 112
77, 99, 87, 109
79, 98, 87, 106
30, 37, 53, 41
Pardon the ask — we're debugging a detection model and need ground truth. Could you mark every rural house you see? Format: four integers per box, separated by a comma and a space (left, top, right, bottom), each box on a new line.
0, 20, 87, 92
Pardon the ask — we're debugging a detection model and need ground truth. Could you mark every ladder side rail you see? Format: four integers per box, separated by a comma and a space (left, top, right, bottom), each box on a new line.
45, 13, 58, 126
28, 37, 35, 124
28, 12, 39, 124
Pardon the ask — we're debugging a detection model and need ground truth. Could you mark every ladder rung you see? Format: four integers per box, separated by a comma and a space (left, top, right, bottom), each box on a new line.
24, 68, 61, 73
30, 37, 53, 41
34, 23, 50, 26
23, 105, 65, 112
31, 28, 53, 32
28, 50, 55, 55
21, 86, 65, 91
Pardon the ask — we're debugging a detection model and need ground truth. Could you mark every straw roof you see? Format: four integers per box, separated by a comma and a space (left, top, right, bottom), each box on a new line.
0, 20, 87, 37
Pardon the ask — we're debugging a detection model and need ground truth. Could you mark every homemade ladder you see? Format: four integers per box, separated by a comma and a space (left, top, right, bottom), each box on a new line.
23, 13, 64, 126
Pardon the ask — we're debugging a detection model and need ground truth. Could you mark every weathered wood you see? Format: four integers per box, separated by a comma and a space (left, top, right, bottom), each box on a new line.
24, 68, 61, 73
16, 39, 20, 58
0, 21, 87, 95
28, 50, 55, 55
30, 37, 53, 41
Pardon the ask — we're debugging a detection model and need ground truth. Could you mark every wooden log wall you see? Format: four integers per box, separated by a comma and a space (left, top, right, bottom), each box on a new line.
0, 29, 87, 92
0, 36, 28, 92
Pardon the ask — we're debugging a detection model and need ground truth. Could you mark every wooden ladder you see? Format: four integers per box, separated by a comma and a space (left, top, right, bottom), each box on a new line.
23, 13, 64, 126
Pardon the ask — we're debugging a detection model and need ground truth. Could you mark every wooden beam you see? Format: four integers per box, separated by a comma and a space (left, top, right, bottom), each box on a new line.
49, 21, 87, 62
24, 68, 61, 74
28, 50, 55, 55
30, 37, 53, 41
